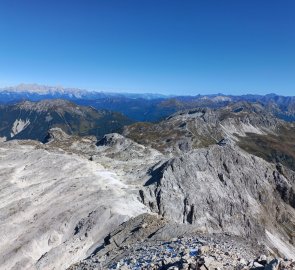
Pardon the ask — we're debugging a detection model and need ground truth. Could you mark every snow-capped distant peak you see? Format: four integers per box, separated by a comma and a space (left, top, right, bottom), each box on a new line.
0, 83, 91, 98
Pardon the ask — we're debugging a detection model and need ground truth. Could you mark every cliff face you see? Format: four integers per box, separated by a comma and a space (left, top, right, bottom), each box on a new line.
139, 144, 295, 257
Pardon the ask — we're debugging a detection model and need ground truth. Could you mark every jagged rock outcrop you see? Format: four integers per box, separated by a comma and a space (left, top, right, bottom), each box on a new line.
43, 127, 71, 143
92, 133, 164, 184
40, 128, 295, 263
139, 144, 295, 257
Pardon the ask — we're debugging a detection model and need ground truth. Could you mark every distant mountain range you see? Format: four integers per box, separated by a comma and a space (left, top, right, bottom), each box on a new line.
0, 83, 167, 101
0, 83, 295, 122
0, 99, 133, 141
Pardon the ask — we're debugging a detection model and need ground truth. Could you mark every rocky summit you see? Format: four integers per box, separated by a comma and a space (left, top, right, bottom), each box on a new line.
0, 104, 295, 270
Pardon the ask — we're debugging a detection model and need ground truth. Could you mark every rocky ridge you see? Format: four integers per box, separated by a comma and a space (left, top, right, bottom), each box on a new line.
43, 127, 295, 260
124, 103, 282, 154
1, 84, 295, 122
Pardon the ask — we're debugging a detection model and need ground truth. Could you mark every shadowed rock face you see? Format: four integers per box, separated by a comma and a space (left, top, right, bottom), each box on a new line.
139, 144, 295, 256
0, 99, 133, 141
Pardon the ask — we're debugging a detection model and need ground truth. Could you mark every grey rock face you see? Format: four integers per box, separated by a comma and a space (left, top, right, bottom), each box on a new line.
44, 127, 71, 142
139, 144, 295, 255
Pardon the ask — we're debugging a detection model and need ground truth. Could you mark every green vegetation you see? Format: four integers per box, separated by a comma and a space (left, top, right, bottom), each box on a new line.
125, 121, 187, 153
238, 126, 295, 171
125, 118, 218, 153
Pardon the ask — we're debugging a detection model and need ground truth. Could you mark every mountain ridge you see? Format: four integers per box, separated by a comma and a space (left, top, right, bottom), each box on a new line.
0, 99, 133, 141
1, 83, 295, 122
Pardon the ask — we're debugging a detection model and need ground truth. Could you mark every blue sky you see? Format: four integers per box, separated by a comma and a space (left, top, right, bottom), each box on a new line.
0, 0, 294, 95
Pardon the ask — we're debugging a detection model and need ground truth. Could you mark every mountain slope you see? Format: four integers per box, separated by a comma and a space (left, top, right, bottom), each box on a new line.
237, 124, 295, 171
77, 128, 295, 258
0, 139, 148, 270
123, 102, 282, 154
0, 99, 133, 141
1, 125, 295, 269
66, 128, 295, 269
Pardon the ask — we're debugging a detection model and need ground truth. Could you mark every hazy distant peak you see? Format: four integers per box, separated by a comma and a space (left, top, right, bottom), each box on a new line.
0, 83, 91, 98
0, 83, 169, 100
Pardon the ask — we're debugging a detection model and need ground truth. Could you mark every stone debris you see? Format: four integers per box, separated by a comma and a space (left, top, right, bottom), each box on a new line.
71, 235, 294, 270
68, 214, 293, 270
106, 239, 294, 270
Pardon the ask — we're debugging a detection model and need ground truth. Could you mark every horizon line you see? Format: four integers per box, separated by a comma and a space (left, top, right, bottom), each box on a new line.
0, 82, 293, 97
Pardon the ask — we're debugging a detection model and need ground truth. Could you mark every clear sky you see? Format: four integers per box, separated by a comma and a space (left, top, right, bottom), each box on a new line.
0, 0, 294, 95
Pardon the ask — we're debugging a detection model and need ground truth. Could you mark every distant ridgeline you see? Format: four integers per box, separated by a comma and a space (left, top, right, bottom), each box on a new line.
0, 84, 295, 122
